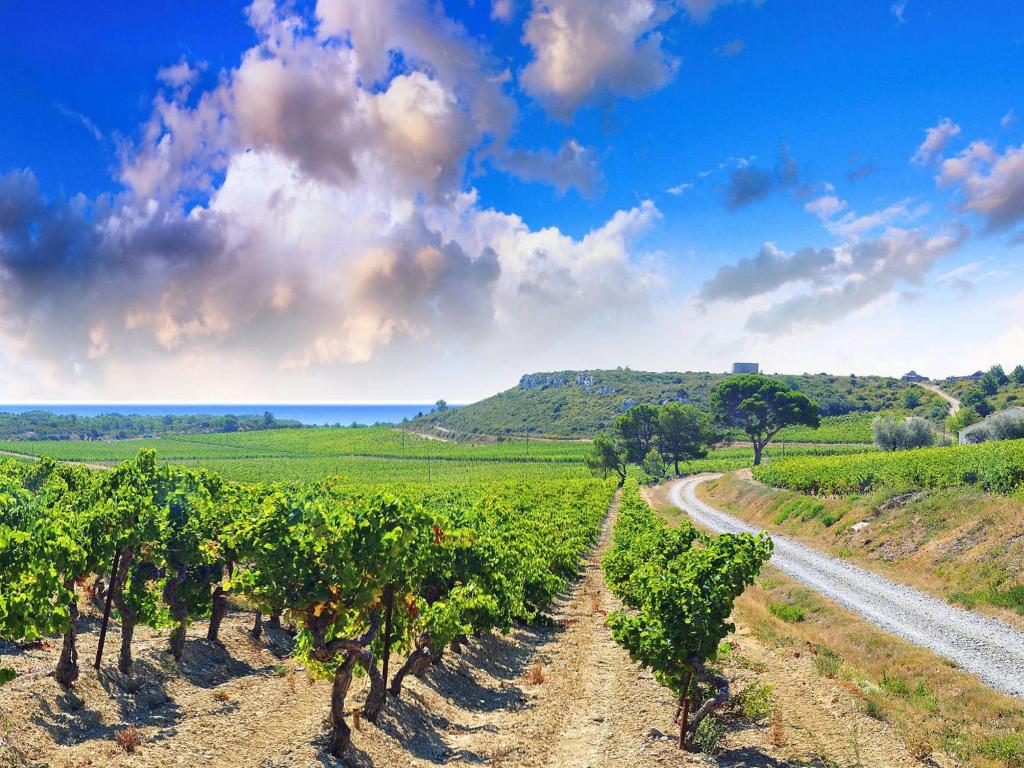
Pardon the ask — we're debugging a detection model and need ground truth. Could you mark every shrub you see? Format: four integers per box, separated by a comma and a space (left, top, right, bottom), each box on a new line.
988, 411, 1024, 441
769, 602, 806, 623
114, 726, 142, 754
693, 716, 725, 755
740, 682, 775, 721
873, 416, 935, 451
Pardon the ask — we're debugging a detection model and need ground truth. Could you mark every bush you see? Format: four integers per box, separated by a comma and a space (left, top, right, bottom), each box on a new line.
988, 411, 1024, 441
873, 416, 935, 451
769, 602, 806, 623
813, 646, 843, 678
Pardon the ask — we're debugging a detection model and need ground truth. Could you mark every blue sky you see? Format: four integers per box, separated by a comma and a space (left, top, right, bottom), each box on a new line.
0, 0, 1022, 402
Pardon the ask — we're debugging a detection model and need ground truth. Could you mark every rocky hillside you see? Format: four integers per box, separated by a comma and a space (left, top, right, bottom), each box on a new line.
418, 369, 946, 437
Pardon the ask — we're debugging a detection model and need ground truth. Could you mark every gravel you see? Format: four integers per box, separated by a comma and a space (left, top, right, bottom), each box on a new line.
671, 475, 1024, 698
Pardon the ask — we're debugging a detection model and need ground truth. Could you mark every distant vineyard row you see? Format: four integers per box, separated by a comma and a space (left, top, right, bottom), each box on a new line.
753, 439, 1024, 496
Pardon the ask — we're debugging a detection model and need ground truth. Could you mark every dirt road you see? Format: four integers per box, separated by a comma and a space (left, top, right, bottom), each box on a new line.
671, 475, 1024, 698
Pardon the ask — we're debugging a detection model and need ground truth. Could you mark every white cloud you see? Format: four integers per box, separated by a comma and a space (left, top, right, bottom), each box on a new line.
938, 139, 1024, 233
0, 1, 666, 400
891, 0, 908, 24
804, 193, 846, 219
54, 102, 103, 142
667, 182, 693, 195
912, 117, 961, 165
699, 223, 965, 334
1002, 110, 1016, 130
491, 0, 515, 22
490, 139, 603, 197
520, 0, 678, 121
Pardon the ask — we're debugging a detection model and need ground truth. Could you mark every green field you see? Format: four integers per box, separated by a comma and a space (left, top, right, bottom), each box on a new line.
0, 425, 876, 483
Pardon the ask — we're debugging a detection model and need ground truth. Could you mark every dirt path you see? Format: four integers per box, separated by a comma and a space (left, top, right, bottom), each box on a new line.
918, 382, 961, 414
673, 474, 1024, 697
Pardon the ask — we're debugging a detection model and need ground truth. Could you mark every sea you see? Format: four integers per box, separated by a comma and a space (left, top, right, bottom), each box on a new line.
0, 404, 439, 427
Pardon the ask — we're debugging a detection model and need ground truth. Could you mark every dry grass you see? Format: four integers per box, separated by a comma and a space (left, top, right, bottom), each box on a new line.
525, 663, 545, 685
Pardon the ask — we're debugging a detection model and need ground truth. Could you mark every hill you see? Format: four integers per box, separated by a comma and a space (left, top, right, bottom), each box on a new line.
417, 369, 947, 437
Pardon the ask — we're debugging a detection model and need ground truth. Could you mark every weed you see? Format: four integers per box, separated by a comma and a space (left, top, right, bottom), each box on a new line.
879, 671, 911, 698
272, 663, 290, 677
526, 663, 545, 685
114, 725, 142, 754
769, 602, 806, 623
213, 690, 230, 702
903, 730, 933, 762
862, 697, 886, 721
751, 621, 793, 647
979, 734, 1024, 766
693, 715, 725, 756
739, 682, 775, 721
911, 678, 940, 713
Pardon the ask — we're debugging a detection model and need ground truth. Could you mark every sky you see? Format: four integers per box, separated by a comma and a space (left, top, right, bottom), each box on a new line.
0, 0, 1023, 403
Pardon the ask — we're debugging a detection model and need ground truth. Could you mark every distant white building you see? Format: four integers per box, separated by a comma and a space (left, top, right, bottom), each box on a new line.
732, 362, 759, 374
959, 406, 1024, 444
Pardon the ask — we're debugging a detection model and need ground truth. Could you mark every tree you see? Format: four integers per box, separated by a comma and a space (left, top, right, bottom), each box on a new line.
709, 375, 820, 465
991, 364, 1009, 385
657, 403, 717, 475
903, 387, 922, 409
641, 448, 667, 483
587, 435, 628, 485
1012, 365, 1024, 385
946, 406, 981, 434
432, 399, 448, 413
961, 388, 994, 416
615, 404, 660, 463
980, 372, 1000, 396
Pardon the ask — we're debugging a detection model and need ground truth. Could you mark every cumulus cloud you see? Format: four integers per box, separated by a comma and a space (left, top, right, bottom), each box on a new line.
520, 0, 678, 121
0, 1, 664, 394
722, 147, 800, 210
912, 117, 961, 165
490, 139, 603, 197
937, 139, 1024, 234
700, 226, 964, 333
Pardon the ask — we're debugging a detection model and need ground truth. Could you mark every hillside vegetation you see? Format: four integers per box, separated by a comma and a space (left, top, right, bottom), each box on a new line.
417, 369, 945, 437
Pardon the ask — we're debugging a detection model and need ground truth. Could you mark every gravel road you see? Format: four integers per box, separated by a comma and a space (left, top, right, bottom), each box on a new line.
671, 475, 1024, 698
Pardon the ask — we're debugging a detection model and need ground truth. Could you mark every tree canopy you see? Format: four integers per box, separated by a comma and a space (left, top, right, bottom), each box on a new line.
709, 374, 819, 465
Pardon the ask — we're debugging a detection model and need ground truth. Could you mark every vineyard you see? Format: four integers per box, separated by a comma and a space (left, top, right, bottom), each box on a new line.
0, 425, 874, 484
753, 438, 1024, 496
0, 450, 615, 759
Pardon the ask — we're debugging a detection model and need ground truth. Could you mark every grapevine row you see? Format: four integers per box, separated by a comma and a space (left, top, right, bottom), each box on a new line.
602, 480, 772, 749
0, 450, 615, 758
